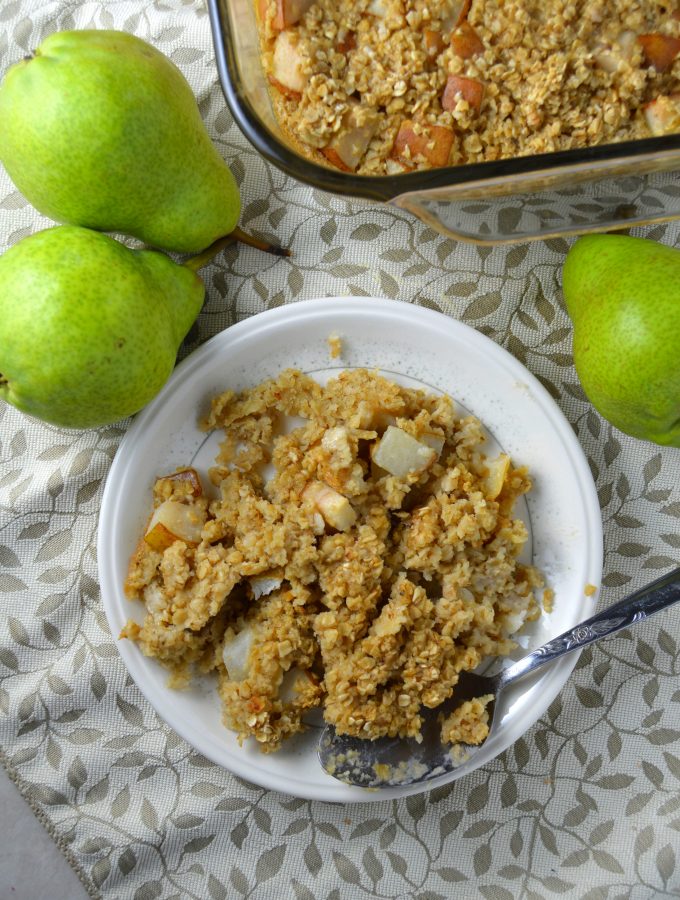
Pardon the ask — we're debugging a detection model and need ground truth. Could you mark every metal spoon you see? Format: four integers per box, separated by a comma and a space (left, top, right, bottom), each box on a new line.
318, 567, 680, 788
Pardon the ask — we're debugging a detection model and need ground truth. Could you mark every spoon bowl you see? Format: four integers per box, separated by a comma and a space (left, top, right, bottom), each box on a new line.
319, 567, 680, 788
319, 669, 499, 788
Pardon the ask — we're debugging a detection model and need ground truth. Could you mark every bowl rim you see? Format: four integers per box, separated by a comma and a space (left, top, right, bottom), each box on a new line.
208, 0, 680, 203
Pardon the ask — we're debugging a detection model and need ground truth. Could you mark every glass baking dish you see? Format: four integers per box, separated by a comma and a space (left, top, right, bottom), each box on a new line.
208, 0, 680, 245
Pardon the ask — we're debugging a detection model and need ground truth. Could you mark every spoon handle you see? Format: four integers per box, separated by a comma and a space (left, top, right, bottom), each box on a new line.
499, 566, 680, 689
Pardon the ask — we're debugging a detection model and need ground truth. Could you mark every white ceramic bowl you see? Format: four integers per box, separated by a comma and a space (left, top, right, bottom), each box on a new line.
98, 297, 603, 802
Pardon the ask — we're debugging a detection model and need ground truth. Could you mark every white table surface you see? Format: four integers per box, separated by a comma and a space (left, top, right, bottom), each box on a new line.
0, 766, 87, 900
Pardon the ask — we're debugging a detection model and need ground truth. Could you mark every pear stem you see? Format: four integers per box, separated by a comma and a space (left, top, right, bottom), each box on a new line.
183, 234, 238, 272
182, 227, 291, 272
230, 226, 291, 258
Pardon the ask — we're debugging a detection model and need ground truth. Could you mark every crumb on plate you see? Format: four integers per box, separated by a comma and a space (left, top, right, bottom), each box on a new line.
543, 586, 555, 613
327, 332, 343, 358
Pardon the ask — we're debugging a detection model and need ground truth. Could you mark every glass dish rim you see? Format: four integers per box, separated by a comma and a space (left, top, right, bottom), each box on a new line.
208, 0, 680, 202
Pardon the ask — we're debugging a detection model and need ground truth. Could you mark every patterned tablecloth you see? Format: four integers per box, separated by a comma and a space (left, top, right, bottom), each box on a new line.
1, 2, 680, 898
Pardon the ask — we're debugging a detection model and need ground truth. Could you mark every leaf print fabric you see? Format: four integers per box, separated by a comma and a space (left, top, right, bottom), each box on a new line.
1, 2, 680, 898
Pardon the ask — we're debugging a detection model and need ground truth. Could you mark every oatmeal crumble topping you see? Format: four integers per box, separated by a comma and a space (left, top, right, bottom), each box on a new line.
123, 368, 544, 753
257, 0, 680, 175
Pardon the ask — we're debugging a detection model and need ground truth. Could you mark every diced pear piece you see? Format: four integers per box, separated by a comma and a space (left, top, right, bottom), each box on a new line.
270, 30, 307, 96
638, 32, 680, 71
222, 626, 256, 681
143, 581, 167, 615
450, 21, 484, 59
156, 467, 203, 497
645, 94, 680, 135
249, 574, 283, 599
337, 30, 356, 54
273, 0, 315, 30
594, 29, 636, 73
441, 0, 471, 34
144, 499, 205, 550
392, 120, 454, 168
278, 667, 316, 703
322, 425, 349, 452
498, 597, 530, 637
594, 48, 619, 74
483, 453, 510, 500
385, 158, 413, 174
321, 150, 350, 172
144, 523, 182, 552
442, 74, 485, 112
322, 106, 379, 172
368, 0, 388, 17
373, 411, 397, 431
311, 512, 325, 534
420, 431, 446, 455
321, 425, 357, 468
373, 425, 438, 478
303, 481, 357, 531
423, 29, 446, 57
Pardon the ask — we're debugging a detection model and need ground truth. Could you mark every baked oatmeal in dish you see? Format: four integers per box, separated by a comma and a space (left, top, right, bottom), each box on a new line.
122, 368, 547, 753
256, 0, 680, 175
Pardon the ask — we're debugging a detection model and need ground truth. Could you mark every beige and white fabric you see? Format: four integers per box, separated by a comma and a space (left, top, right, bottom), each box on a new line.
1, 2, 679, 898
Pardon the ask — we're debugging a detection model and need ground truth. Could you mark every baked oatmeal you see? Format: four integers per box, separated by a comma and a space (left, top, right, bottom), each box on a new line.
257, 0, 680, 175
122, 368, 546, 753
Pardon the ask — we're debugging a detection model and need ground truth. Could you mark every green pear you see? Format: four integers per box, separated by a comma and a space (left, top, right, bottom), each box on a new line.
0, 30, 240, 254
562, 234, 680, 447
0, 226, 204, 428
